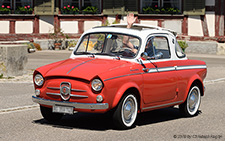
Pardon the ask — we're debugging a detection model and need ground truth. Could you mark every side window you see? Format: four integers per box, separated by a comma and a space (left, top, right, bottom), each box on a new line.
145, 36, 170, 59
175, 40, 186, 58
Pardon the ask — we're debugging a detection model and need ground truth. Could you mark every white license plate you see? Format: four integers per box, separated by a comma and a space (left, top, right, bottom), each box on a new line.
53, 105, 74, 114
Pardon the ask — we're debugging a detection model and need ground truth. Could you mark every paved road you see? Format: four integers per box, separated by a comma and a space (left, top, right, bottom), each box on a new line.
0, 51, 224, 141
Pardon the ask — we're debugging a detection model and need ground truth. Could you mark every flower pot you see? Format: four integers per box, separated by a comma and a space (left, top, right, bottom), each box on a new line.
54, 43, 62, 50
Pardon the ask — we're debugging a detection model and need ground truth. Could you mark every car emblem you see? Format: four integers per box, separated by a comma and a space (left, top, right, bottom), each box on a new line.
60, 82, 71, 101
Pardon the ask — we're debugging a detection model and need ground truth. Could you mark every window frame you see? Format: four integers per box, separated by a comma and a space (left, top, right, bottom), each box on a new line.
140, 0, 182, 14
74, 32, 142, 59
145, 35, 171, 60
14, 0, 33, 12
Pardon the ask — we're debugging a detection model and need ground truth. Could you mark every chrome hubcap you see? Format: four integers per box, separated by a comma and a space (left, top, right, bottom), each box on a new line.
188, 88, 199, 113
122, 96, 137, 125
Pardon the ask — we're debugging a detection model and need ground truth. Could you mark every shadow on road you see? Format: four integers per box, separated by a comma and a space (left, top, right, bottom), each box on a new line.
33, 107, 201, 131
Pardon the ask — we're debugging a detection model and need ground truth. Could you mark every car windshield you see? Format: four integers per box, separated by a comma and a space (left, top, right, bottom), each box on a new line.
74, 33, 140, 58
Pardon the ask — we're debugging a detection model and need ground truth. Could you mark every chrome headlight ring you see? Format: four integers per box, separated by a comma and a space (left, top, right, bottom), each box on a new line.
34, 74, 44, 86
91, 79, 103, 92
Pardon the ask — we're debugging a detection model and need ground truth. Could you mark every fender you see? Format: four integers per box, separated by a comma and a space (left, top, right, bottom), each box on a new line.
111, 82, 142, 109
183, 74, 204, 102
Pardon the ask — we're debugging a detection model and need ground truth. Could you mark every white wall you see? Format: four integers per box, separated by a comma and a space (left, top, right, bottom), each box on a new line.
0, 21, 9, 34
206, 12, 215, 37
140, 20, 158, 26
15, 21, 33, 34
60, 21, 78, 33
188, 16, 203, 36
39, 16, 54, 34
164, 20, 182, 34
84, 21, 102, 31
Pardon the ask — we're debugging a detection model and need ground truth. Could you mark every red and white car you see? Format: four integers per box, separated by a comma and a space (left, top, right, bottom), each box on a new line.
32, 24, 207, 129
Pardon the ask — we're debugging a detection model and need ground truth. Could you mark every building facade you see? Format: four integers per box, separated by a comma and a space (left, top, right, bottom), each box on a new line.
0, 0, 224, 43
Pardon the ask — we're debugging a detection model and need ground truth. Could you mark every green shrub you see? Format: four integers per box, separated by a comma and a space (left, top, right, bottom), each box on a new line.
178, 40, 188, 52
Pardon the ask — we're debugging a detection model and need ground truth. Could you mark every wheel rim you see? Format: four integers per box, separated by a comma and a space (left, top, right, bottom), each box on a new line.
187, 86, 201, 115
121, 95, 137, 127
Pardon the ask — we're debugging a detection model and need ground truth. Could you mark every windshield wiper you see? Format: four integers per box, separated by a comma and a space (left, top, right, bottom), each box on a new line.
95, 53, 116, 56
95, 53, 120, 60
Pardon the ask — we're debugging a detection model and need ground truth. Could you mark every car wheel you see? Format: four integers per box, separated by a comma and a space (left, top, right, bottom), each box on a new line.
179, 85, 201, 117
113, 93, 138, 129
40, 106, 63, 122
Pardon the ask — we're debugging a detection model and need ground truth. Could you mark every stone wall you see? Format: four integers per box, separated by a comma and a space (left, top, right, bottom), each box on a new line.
0, 44, 28, 77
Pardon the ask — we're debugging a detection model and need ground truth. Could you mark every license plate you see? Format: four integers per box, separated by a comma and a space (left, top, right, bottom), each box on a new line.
53, 105, 74, 114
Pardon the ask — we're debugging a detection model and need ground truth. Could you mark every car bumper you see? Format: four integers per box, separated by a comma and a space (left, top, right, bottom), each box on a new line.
32, 96, 109, 110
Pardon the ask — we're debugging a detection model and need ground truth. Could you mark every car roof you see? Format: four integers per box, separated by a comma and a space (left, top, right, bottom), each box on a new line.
85, 23, 177, 37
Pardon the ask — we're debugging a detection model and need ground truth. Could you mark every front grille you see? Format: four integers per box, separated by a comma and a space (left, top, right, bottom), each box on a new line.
46, 87, 88, 98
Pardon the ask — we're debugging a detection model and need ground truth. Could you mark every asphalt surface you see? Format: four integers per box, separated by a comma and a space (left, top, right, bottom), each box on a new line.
0, 51, 224, 141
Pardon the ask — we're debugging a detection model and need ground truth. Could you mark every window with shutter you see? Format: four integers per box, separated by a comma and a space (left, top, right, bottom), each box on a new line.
124, 0, 138, 14
103, 0, 124, 15
103, 0, 138, 15
34, 0, 55, 15
183, 0, 205, 15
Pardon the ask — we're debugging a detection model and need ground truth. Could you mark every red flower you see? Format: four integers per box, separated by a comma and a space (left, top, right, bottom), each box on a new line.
64, 6, 66, 9
155, 5, 158, 8
72, 6, 74, 9
1, 5, 5, 8
24, 6, 27, 9
27, 5, 30, 8
7, 6, 10, 8
67, 5, 70, 8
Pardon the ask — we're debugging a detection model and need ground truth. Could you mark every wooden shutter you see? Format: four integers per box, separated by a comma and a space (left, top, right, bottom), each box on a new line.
34, 0, 55, 15
183, 0, 205, 15
103, 0, 124, 15
124, 0, 138, 15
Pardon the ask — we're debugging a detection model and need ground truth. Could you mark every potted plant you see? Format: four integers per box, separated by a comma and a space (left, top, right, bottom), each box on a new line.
82, 6, 98, 14
142, 6, 180, 14
61, 5, 79, 14
49, 27, 69, 50
15, 5, 33, 14
0, 5, 11, 14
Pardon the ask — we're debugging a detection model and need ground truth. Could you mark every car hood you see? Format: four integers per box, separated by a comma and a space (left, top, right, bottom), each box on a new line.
39, 57, 133, 81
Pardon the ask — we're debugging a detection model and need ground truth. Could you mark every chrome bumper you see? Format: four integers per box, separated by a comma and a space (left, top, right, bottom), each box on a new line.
32, 96, 109, 110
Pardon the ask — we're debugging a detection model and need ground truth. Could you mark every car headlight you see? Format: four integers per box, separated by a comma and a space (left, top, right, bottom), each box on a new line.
34, 74, 44, 86
91, 79, 103, 91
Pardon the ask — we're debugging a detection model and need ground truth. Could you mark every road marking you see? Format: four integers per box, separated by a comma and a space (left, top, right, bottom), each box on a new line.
0, 105, 39, 114
204, 77, 225, 84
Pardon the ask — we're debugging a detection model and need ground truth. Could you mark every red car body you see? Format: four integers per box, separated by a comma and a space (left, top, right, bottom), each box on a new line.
32, 24, 207, 129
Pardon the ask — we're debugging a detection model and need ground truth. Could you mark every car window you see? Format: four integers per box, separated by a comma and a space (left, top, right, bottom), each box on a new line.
76, 34, 106, 54
145, 36, 170, 59
75, 33, 140, 58
175, 40, 186, 58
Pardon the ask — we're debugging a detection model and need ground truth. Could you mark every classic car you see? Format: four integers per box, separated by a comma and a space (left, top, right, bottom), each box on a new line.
32, 24, 207, 129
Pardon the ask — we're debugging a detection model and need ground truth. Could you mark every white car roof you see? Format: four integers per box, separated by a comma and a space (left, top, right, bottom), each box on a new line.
83, 23, 176, 38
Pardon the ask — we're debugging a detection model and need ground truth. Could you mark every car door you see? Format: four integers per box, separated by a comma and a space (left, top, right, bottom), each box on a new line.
142, 35, 177, 104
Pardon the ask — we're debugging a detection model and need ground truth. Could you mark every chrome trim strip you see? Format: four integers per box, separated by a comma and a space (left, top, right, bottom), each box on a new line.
46, 92, 88, 98
142, 100, 183, 110
71, 89, 87, 92
32, 96, 108, 110
47, 87, 60, 90
46, 92, 61, 96
104, 73, 143, 82
47, 87, 86, 92
104, 65, 206, 81
177, 65, 207, 70
70, 94, 88, 98
67, 59, 95, 74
